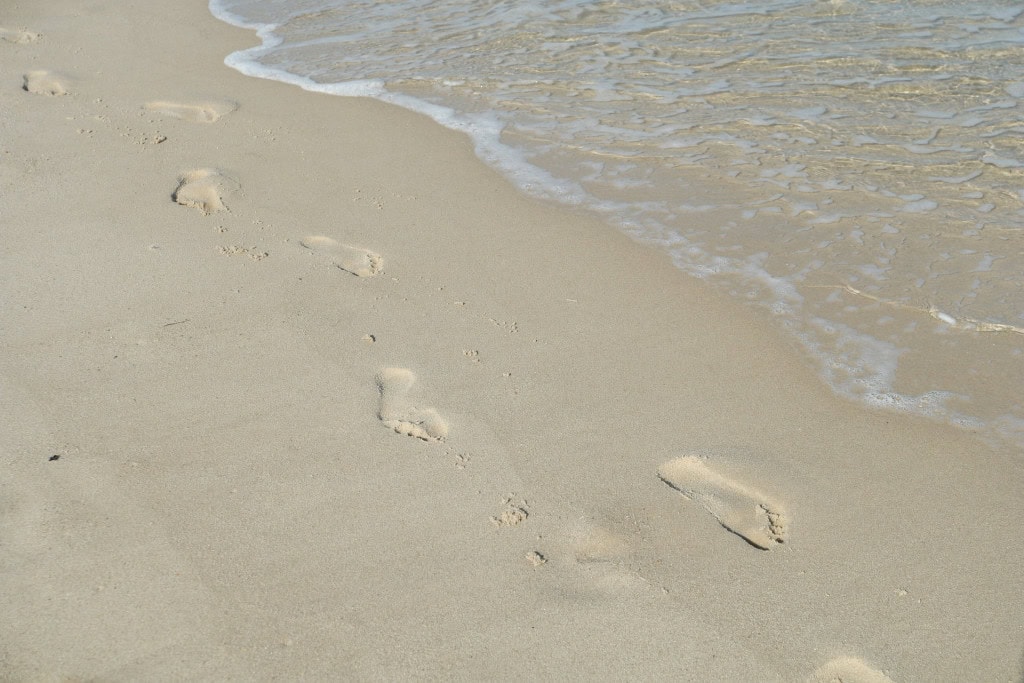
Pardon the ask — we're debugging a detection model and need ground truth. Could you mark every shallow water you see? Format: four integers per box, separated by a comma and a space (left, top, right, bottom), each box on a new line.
210, 0, 1024, 448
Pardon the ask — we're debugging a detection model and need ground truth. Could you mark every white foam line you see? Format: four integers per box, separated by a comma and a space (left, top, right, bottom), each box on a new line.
208, 0, 588, 207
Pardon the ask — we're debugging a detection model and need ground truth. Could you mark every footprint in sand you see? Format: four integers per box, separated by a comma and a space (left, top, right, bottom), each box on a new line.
1, 27, 41, 44
173, 169, 239, 215
658, 455, 787, 550
558, 525, 648, 597
144, 100, 237, 123
573, 526, 632, 565
22, 70, 68, 96
807, 657, 894, 683
375, 368, 448, 442
300, 235, 383, 277
491, 496, 529, 528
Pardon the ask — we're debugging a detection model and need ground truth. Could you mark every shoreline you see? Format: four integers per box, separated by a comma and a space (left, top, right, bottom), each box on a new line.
2, 1, 1022, 679
207, 0, 1024, 456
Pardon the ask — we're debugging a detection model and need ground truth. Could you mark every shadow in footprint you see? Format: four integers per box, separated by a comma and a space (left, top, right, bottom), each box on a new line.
375, 368, 448, 442
23, 70, 68, 96
658, 455, 787, 550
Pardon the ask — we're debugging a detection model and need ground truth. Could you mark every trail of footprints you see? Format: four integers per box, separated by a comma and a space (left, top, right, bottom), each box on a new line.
11, 33, 892, 679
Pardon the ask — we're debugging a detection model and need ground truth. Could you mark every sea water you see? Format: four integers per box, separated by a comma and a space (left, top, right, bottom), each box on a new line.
209, 0, 1024, 449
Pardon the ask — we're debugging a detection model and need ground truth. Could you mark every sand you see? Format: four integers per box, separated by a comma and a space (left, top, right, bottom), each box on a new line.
2, 1, 1023, 680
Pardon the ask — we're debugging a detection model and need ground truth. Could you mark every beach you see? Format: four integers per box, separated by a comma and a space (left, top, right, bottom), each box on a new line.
1, 1, 1023, 680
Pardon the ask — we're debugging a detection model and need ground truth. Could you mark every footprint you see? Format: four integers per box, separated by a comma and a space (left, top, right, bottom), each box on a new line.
144, 100, 237, 123
807, 657, 894, 683
1, 27, 41, 44
375, 368, 448, 442
22, 70, 68, 96
657, 455, 787, 550
172, 169, 239, 215
573, 527, 631, 564
491, 496, 529, 528
300, 235, 383, 277
559, 524, 648, 598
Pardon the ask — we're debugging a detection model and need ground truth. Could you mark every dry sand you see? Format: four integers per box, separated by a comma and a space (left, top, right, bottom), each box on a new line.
2, 1, 1023, 680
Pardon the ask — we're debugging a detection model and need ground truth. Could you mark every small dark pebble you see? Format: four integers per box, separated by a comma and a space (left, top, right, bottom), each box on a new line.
48, 454, 60, 462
